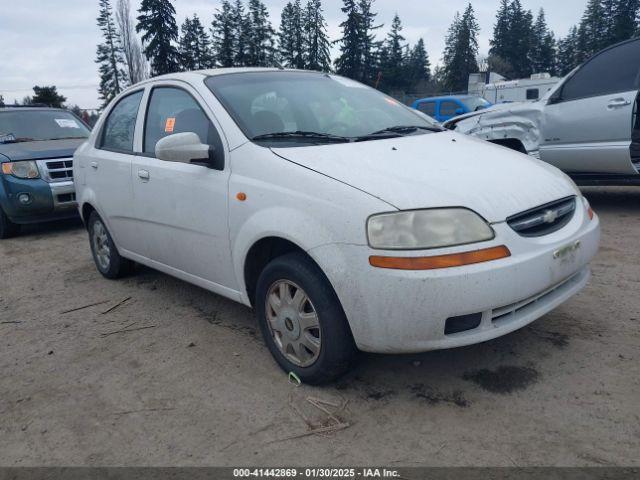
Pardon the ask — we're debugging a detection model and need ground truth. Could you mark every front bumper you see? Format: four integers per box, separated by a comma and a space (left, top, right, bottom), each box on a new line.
310, 205, 600, 353
0, 175, 77, 224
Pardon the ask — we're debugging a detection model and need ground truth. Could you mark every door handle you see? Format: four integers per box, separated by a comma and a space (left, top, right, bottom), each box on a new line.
608, 98, 631, 108
138, 169, 150, 180
90, 161, 98, 169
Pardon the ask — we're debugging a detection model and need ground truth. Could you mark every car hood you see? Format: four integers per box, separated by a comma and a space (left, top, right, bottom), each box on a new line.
0, 138, 86, 162
444, 101, 543, 128
271, 131, 577, 223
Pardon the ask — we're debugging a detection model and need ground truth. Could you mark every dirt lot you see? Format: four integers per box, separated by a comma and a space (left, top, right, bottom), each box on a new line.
1, 187, 639, 467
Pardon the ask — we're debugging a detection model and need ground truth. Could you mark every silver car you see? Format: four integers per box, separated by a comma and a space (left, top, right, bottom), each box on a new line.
445, 38, 640, 186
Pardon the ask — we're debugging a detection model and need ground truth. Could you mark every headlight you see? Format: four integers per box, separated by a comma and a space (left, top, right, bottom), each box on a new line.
1, 161, 40, 179
367, 208, 494, 250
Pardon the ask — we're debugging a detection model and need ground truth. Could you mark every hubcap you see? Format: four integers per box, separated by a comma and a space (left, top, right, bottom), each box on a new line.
92, 220, 111, 270
265, 280, 321, 367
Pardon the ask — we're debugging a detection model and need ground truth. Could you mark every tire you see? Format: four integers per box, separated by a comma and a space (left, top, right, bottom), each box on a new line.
256, 252, 356, 384
0, 208, 20, 239
88, 211, 133, 279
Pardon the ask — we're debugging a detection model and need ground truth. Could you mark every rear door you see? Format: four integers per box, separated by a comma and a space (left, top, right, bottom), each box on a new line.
130, 82, 236, 290
540, 39, 640, 174
87, 89, 144, 252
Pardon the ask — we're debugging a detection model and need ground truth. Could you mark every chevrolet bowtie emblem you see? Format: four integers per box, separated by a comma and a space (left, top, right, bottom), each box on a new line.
542, 209, 559, 224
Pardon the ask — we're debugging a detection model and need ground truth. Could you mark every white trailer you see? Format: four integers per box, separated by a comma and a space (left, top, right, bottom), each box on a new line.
468, 72, 561, 104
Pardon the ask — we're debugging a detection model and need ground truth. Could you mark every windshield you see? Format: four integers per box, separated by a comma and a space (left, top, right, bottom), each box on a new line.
0, 110, 90, 143
460, 97, 491, 112
205, 72, 440, 144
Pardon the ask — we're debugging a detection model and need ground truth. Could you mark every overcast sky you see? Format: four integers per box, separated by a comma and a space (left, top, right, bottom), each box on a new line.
0, 0, 588, 109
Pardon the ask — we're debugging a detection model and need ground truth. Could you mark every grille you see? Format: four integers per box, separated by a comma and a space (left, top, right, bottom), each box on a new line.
507, 196, 576, 237
44, 158, 73, 181
491, 270, 585, 326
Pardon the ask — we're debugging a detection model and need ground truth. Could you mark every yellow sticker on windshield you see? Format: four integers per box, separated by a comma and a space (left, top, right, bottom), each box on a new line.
165, 117, 176, 133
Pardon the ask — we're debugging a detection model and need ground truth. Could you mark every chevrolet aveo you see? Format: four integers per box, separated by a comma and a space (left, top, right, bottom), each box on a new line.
74, 69, 600, 384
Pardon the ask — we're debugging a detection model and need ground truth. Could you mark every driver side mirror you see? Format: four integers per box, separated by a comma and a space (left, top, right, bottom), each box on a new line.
155, 132, 223, 170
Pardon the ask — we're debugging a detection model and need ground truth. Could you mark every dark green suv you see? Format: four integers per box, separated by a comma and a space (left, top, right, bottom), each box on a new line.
0, 107, 90, 238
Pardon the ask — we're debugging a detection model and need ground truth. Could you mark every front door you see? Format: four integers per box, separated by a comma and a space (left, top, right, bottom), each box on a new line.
131, 83, 236, 291
540, 39, 640, 174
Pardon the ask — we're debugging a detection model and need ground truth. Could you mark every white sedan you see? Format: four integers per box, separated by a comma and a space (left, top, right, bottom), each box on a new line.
74, 68, 600, 384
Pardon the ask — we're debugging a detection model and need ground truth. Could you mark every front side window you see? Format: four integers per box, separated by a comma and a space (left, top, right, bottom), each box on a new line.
205, 72, 439, 144
560, 39, 640, 102
100, 90, 143, 152
439, 101, 461, 117
0, 110, 89, 144
144, 87, 221, 156
416, 101, 436, 117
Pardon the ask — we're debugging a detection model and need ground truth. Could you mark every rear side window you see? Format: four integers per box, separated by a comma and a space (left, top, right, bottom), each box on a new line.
99, 90, 143, 152
417, 101, 436, 117
439, 101, 461, 117
561, 40, 640, 102
143, 87, 222, 156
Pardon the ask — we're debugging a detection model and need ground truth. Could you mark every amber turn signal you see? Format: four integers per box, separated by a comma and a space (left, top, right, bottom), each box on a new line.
236, 192, 247, 201
369, 245, 511, 270
587, 207, 594, 220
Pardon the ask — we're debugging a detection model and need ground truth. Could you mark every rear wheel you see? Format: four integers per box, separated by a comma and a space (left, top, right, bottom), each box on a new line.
0, 208, 20, 239
88, 212, 133, 279
256, 252, 356, 384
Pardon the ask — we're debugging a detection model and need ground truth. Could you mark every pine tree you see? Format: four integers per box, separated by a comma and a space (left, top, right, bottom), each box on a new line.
278, 3, 297, 67
334, 0, 363, 80
489, 0, 533, 78
278, 0, 305, 69
378, 14, 407, 92
489, 0, 511, 68
136, 0, 179, 75
556, 26, 580, 75
303, 0, 331, 71
407, 38, 431, 91
611, 0, 640, 43
246, 0, 277, 66
96, 0, 125, 108
179, 15, 212, 71
358, 0, 382, 85
529, 9, 555, 74
577, 0, 608, 59
211, 1, 236, 67
442, 4, 479, 92
508, 0, 534, 78
232, 0, 250, 66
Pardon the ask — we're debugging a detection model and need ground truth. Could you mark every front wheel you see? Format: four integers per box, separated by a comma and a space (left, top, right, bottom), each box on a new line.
88, 212, 133, 279
0, 208, 20, 239
256, 252, 356, 384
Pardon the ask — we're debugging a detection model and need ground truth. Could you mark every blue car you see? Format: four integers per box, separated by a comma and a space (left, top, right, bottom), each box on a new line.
411, 95, 492, 122
0, 107, 90, 238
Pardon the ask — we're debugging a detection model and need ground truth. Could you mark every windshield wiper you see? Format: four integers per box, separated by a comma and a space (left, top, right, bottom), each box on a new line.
251, 131, 350, 143
44, 136, 89, 141
0, 133, 36, 144
369, 125, 444, 135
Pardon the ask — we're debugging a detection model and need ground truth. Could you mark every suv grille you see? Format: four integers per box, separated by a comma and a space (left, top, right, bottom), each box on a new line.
38, 158, 73, 182
507, 196, 576, 237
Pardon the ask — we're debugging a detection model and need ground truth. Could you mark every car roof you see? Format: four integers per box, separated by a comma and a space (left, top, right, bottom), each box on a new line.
121, 67, 325, 93
414, 95, 476, 102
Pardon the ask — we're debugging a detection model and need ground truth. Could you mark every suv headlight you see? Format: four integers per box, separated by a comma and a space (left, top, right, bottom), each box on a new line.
367, 208, 495, 250
1, 161, 40, 179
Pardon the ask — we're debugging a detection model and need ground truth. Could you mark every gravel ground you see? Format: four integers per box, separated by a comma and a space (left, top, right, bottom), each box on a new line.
0, 187, 638, 467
